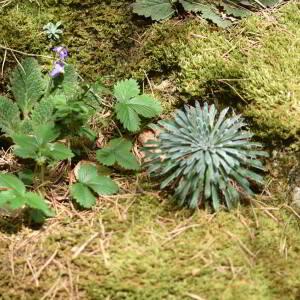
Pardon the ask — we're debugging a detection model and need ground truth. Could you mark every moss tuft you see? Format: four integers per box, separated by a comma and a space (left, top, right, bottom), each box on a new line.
129, 2, 300, 143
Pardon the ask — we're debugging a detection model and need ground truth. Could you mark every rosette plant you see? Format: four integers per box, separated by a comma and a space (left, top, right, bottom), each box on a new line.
143, 102, 268, 210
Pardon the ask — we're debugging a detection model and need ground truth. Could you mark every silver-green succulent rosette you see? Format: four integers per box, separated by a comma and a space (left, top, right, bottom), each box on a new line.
143, 102, 268, 210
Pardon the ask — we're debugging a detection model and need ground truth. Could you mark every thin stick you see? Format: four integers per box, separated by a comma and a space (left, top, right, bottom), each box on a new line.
0, 44, 53, 59
71, 232, 99, 260
36, 249, 58, 279
1, 48, 7, 77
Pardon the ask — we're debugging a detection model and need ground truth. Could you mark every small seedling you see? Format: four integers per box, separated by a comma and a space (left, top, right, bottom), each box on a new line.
70, 163, 119, 208
43, 21, 63, 41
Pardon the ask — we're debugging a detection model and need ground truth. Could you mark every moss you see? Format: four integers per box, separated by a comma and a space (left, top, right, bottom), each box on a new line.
0, 0, 145, 91
129, 2, 300, 144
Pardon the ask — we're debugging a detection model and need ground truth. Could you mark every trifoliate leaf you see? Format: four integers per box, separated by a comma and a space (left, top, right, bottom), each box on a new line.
76, 164, 98, 184
114, 79, 140, 102
128, 95, 162, 118
115, 102, 141, 132
96, 138, 140, 170
76, 164, 119, 195
132, 0, 175, 21
87, 176, 119, 196
114, 79, 162, 132
70, 183, 96, 208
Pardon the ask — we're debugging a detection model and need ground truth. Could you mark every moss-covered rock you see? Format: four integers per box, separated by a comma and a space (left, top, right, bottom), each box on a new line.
129, 2, 300, 143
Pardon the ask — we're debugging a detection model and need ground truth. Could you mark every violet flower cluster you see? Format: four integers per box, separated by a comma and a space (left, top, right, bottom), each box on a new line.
50, 46, 68, 78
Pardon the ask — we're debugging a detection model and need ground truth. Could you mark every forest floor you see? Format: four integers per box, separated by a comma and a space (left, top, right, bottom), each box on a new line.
0, 1, 300, 300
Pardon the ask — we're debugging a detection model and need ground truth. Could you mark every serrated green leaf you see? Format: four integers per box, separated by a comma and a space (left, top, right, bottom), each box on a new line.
115, 102, 141, 132
25, 192, 54, 217
33, 124, 60, 145
75, 163, 118, 196
12, 134, 39, 159
96, 138, 140, 170
132, 0, 175, 21
0, 96, 20, 134
113, 79, 140, 102
70, 183, 96, 208
0, 190, 25, 210
0, 174, 26, 195
129, 95, 162, 117
31, 99, 55, 127
46, 143, 74, 161
222, 3, 251, 17
10, 58, 45, 115
0, 190, 18, 207
18, 170, 34, 185
76, 164, 98, 184
179, 0, 209, 13
87, 175, 119, 196
114, 80, 162, 132
52, 65, 80, 99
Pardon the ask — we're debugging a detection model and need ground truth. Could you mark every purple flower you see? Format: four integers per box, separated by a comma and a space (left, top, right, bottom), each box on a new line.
50, 61, 65, 78
53, 46, 68, 60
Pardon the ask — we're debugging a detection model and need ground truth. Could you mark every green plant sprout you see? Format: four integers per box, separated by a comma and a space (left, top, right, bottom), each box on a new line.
43, 21, 63, 41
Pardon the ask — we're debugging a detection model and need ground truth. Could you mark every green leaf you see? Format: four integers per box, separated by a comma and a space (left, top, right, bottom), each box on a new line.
0, 174, 26, 195
114, 79, 162, 132
0, 191, 25, 209
46, 143, 74, 161
52, 65, 80, 99
0, 96, 20, 134
62, 65, 79, 99
24, 192, 54, 217
115, 102, 141, 132
132, 0, 175, 21
33, 124, 60, 145
10, 58, 46, 115
31, 99, 55, 127
70, 183, 96, 208
76, 164, 98, 184
87, 175, 119, 196
18, 170, 34, 185
96, 138, 140, 170
222, 4, 251, 18
0, 190, 18, 207
12, 134, 38, 159
128, 95, 162, 118
76, 163, 119, 194
113, 79, 140, 102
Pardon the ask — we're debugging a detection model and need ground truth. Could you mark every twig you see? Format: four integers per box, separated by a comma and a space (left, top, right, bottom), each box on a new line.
71, 232, 99, 259
1, 48, 7, 77
35, 249, 58, 279
0, 44, 53, 59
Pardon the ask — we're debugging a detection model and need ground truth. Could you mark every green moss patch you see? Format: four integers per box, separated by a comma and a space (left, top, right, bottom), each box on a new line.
129, 2, 300, 143
1, 192, 300, 299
